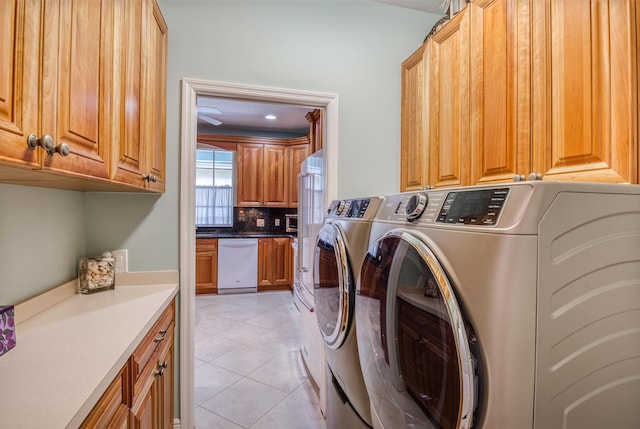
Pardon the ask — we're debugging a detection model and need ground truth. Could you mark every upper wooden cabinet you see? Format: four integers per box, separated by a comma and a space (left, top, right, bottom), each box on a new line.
0, 0, 40, 170
288, 144, 309, 206
530, 0, 638, 183
141, 0, 168, 192
400, 43, 429, 192
400, 0, 639, 190
428, 7, 471, 189
469, 0, 532, 185
110, 0, 167, 192
0, 0, 167, 192
262, 144, 289, 207
40, 0, 112, 180
220, 135, 308, 208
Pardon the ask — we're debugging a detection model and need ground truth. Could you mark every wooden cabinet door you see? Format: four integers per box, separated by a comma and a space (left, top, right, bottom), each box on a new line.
237, 144, 264, 206
470, 0, 531, 184
111, 0, 145, 188
263, 144, 289, 207
0, 0, 40, 169
156, 329, 174, 429
141, 0, 167, 192
400, 43, 430, 192
428, 7, 472, 188
257, 238, 272, 288
40, 0, 112, 179
195, 239, 218, 294
531, 0, 638, 183
288, 144, 308, 206
131, 382, 154, 429
258, 237, 292, 290
271, 237, 292, 286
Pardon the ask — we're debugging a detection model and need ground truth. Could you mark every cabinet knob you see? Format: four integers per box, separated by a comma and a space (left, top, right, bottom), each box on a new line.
26, 134, 54, 152
50, 142, 70, 157
155, 367, 165, 377
528, 172, 543, 181
513, 175, 526, 182
142, 173, 158, 183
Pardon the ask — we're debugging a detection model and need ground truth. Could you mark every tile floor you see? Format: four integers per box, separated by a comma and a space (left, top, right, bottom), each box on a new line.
195, 290, 327, 429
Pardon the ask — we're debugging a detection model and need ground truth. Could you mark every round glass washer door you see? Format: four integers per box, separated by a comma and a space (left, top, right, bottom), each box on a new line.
313, 222, 353, 350
356, 230, 477, 429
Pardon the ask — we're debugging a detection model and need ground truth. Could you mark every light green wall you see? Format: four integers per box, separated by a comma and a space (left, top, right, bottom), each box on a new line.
0, 184, 86, 304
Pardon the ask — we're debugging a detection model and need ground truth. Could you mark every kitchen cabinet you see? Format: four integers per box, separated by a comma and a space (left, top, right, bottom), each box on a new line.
80, 298, 175, 429
111, 0, 167, 192
469, 0, 532, 185
263, 144, 289, 207
0, 0, 40, 170
288, 144, 309, 206
131, 300, 175, 429
0, 0, 112, 180
258, 237, 293, 291
195, 238, 218, 294
427, 6, 471, 189
400, 0, 639, 190
80, 364, 131, 429
0, 0, 167, 192
530, 0, 637, 183
235, 139, 309, 208
400, 42, 430, 192
236, 143, 289, 207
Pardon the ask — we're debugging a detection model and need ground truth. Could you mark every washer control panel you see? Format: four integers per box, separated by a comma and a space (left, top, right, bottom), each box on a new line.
381, 187, 511, 226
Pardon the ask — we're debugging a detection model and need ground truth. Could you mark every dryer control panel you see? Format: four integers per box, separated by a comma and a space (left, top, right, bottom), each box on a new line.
327, 198, 380, 219
437, 188, 510, 225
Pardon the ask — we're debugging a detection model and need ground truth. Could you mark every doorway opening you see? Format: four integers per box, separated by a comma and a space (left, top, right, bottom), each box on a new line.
179, 78, 338, 429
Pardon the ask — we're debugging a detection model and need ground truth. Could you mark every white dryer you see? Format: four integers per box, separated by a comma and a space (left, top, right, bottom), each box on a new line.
313, 197, 382, 429
356, 181, 640, 429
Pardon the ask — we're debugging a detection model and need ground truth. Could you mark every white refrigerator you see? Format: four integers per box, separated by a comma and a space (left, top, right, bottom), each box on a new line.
293, 149, 327, 413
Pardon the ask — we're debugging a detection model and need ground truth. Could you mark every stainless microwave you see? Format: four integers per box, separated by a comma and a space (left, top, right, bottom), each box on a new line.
285, 214, 298, 233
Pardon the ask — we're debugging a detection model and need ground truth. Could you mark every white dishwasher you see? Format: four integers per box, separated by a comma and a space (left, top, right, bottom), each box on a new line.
217, 238, 258, 294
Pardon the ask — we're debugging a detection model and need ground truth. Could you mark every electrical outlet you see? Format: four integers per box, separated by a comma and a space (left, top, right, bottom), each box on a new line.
275, 218, 280, 227
257, 218, 265, 227
111, 249, 128, 273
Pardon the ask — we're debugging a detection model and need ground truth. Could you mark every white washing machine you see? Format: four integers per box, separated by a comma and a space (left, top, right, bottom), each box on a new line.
313, 197, 382, 428
356, 181, 640, 429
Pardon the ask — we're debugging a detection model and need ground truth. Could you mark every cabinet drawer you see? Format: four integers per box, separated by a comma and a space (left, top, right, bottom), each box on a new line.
196, 238, 218, 250
131, 301, 175, 382
80, 365, 130, 429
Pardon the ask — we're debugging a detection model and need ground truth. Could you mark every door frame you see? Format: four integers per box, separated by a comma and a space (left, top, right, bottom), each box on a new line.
179, 78, 338, 428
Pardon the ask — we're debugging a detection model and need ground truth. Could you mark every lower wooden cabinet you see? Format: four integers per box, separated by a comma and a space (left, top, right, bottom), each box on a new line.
131, 300, 174, 429
80, 365, 131, 429
195, 239, 218, 294
258, 237, 293, 291
81, 299, 175, 429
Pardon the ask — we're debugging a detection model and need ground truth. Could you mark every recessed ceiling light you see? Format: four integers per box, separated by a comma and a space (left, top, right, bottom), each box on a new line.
265, 114, 277, 120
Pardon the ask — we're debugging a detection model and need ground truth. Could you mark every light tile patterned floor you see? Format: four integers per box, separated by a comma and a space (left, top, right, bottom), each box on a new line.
195, 291, 327, 429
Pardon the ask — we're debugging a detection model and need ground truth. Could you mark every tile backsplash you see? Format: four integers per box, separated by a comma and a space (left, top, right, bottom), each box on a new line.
196, 207, 297, 235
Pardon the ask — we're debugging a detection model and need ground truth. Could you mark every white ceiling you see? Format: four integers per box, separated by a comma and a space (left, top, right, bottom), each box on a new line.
197, 96, 314, 136
196, 0, 446, 137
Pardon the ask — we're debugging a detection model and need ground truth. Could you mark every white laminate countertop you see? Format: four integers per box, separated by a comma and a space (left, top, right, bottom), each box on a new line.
0, 271, 179, 429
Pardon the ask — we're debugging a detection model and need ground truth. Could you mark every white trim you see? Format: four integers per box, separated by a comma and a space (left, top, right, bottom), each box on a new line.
179, 78, 338, 429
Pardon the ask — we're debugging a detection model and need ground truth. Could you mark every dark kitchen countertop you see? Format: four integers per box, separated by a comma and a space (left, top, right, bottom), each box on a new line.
196, 231, 296, 239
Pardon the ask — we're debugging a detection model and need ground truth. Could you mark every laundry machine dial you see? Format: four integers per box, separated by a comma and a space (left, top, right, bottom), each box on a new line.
405, 193, 428, 221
